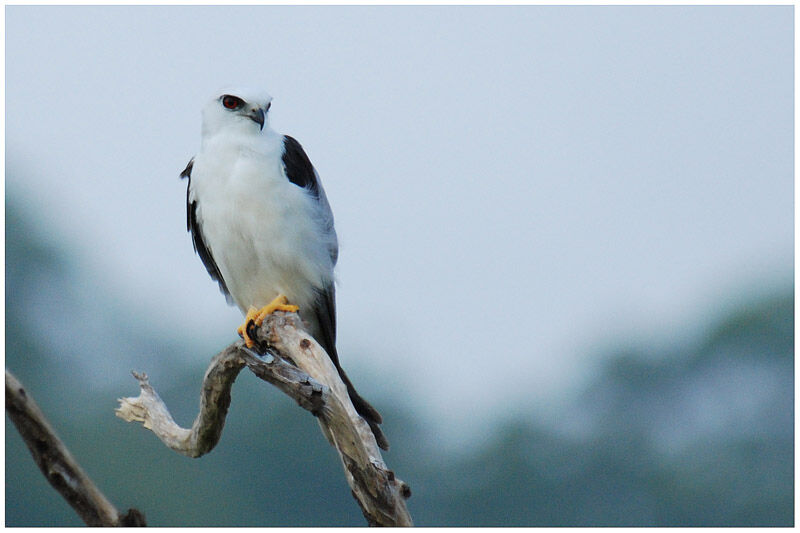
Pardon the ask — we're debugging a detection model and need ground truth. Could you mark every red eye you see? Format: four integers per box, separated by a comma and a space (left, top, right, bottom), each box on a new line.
222, 95, 242, 110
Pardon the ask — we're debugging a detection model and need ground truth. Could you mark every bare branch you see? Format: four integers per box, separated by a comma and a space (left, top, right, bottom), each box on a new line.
116, 345, 247, 458
116, 312, 412, 526
6, 370, 146, 527
115, 344, 325, 457
255, 313, 413, 527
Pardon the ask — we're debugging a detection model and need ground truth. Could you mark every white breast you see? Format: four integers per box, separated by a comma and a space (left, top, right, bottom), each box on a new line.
190, 130, 334, 315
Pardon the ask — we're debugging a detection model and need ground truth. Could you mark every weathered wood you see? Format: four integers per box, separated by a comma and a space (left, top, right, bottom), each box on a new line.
115, 344, 327, 458
116, 345, 246, 458
6, 370, 146, 527
115, 312, 412, 526
256, 313, 413, 527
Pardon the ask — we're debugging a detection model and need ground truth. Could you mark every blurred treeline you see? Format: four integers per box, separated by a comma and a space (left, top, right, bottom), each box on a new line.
5, 200, 793, 526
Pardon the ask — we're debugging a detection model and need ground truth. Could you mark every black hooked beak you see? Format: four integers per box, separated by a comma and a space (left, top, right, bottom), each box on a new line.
248, 108, 265, 130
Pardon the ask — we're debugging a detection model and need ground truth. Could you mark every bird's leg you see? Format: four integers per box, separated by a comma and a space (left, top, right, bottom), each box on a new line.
237, 294, 300, 348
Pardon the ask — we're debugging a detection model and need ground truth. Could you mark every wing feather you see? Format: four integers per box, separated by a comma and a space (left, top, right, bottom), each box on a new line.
282, 137, 388, 449
181, 159, 232, 302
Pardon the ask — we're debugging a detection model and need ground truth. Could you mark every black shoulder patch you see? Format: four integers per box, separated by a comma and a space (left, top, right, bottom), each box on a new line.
282, 135, 320, 198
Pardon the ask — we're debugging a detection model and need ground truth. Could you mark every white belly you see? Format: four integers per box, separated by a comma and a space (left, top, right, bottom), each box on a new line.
190, 136, 333, 316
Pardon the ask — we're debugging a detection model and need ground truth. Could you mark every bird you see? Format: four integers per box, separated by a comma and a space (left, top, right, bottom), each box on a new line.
180, 87, 388, 450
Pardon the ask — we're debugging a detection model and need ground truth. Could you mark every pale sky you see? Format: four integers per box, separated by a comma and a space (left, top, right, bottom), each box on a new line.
5, 6, 793, 437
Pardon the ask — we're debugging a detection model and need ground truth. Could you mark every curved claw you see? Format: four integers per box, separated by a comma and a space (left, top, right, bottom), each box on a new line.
237, 295, 300, 348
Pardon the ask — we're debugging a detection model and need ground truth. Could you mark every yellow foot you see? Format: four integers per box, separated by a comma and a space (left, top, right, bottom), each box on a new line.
237, 294, 300, 348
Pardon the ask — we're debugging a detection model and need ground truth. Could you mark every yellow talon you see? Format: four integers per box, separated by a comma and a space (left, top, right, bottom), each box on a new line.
237, 294, 299, 348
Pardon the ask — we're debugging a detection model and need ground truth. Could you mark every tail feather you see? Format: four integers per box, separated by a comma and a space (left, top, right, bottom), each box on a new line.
337, 367, 389, 450
309, 293, 389, 451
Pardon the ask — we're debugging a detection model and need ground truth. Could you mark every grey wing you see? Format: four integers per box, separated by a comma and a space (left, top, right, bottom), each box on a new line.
181, 159, 233, 303
281, 136, 388, 450
281, 135, 339, 349
282, 135, 338, 264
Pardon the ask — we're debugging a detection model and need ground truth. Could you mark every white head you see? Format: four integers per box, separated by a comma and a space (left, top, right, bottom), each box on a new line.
201, 86, 274, 139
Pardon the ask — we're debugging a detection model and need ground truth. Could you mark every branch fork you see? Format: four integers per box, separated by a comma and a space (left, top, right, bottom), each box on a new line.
116, 312, 412, 527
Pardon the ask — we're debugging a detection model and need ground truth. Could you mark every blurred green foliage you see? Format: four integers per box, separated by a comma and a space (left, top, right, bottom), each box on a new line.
5, 201, 793, 526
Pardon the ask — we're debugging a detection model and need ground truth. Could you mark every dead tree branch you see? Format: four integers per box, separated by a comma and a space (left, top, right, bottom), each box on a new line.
116, 312, 412, 526
5, 370, 146, 527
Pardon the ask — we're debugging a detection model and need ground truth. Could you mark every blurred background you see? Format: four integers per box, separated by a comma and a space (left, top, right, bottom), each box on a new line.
5, 5, 793, 526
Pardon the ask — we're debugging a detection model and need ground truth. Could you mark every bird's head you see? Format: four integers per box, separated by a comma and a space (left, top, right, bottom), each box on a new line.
201, 87, 274, 138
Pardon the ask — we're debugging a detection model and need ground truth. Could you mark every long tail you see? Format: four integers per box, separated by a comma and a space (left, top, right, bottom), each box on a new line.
310, 290, 389, 450
335, 364, 389, 450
